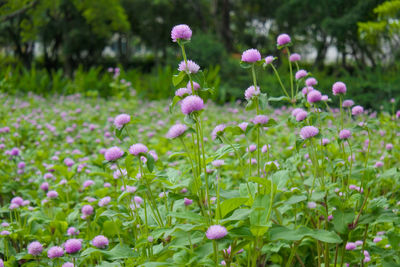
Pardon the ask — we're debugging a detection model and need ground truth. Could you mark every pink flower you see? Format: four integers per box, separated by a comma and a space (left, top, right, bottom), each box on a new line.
171, 24, 192, 42
178, 60, 200, 74
206, 225, 228, 240
332, 81, 347, 95
65, 239, 82, 254
241, 49, 261, 62
295, 70, 307, 80
277, 33, 291, 46
244, 86, 260, 100
114, 114, 130, 129
289, 53, 301, 62
300, 126, 319, 139
104, 147, 124, 161
339, 129, 351, 140
180, 95, 204, 114
129, 143, 148, 156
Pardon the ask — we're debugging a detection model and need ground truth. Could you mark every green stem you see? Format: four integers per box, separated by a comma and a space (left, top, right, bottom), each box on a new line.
271, 64, 290, 98
287, 48, 294, 101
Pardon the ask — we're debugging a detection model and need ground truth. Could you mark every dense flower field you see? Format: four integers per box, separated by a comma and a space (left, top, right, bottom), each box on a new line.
0, 25, 400, 267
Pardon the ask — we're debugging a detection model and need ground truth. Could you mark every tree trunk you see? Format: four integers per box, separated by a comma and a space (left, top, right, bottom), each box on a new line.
220, 0, 233, 52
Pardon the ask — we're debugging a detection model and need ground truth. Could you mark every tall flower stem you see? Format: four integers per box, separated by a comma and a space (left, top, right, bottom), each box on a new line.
271, 64, 290, 98
287, 48, 294, 102
251, 64, 261, 180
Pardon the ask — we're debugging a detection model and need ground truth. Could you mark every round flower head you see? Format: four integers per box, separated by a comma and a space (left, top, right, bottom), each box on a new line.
65, 239, 82, 254
300, 126, 319, 139
339, 129, 351, 140
296, 110, 307, 121
307, 90, 322, 103
175, 87, 192, 97
289, 53, 301, 62
171, 24, 192, 42
342, 100, 354, 107
244, 85, 260, 100
47, 246, 64, 258
67, 227, 79, 236
0, 259, 3, 267
345, 242, 356, 250
211, 124, 226, 140
166, 123, 188, 139
178, 60, 200, 74
47, 190, 58, 199
64, 158, 74, 167
307, 201, 317, 209
187, 81, 200, 90
104, 146, 124, 161
332, 81, 347, 95
277, 33, 291, 46
63, 263, 74, 267
134, 196, 144, 205
352, 105, 364, 116
11, 196, 24, 206
28, 241, 43, 256
184, 197, 193, 206
295, 69, 307, 80
292, 108, 304, 117
129, 143, 148, 156
92, 235, 109, 249
212, 159, 225, 167
322, 138, 330, 145
181, 95, 204, 115
241, 48, 261, 62
206, 225, 228, 240
321, 95, 328, 101
386, 143, 393, 150
302, 86, 314, 95
238, 122, 248, 132
114, 114, 130, 129
81, 205, 93, 216
98, 196, 111, 207
253, 115, 269, 125
264, 56, 274, 64
305, 77, 317, 87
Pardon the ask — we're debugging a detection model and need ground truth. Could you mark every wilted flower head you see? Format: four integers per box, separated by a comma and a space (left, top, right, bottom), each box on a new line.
206, 225, 228, 240
166, 123, 188, 139
187, 81, 200, 90
181, 95, 204, 115
241, 49, 261, 62
171, 24, 192, 42
178, 60, 200, 74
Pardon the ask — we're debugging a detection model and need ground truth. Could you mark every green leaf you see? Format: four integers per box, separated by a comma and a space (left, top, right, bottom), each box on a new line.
250, 195, 271, 236
172, 71, 186, 86
168, 211, 205, 223
270, 225, 342, 243
105, 244, 135, 260
146, 153, 155, 173
268, 96, 290, 102
169, 95, 182, 113
286, 195, 307, 205
245, 99, 256, 111
240, 61, 252, 69
332, 210, 354, 234
220, 197, 248, 218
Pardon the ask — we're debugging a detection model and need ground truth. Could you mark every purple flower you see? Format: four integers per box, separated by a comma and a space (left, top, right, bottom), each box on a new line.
178, 60, 200, 74
166, 123, 188, 139
345, 242, 356, 250
375, 161, 384, 168
175, 87, 192, 97
296, 111, 307, 121
83, 180, 94, 189
277, 34, 291, 46
386, 143, 393, 150
211, 124, 226, 140
187, 81, 200, 90
114, 114, 131, 129
65, 239, 82, 254
373, 237, 382, 243
264, 56, 274, 64
302, 86, 314, 95
305, 77, 317, 86
307, 202, 317, 209
129, 143, 148, 156
47, 246, 64, 258
244, 85, 260, 100
212, 160, 225, 167
307, 90, 322, 103
206, 225, 228, 240
295, 70, 307, 80
81, 205, 93, 217
241, 49, 261, 62
253, 115, 269, 125
92, 235, 109, 249
64, 158, 74, 167
300, 126, 319, 139
289, 53, 301, 62
352, 105, 364, 116
67, 227, 79, 236
171, 24, 192, 42
184, 197, 193, 206
63, 263, 74, 267
47, 190, 58, 199
339, 129, 351, 140
180, 95, 204, 115
332, 81, 347, 95
28, 241, 43, 256
98, 196, 111, 207
238, 122, 248, 132
11, 197, 24, 206
104, 146, 124, 161
342, 100, 354, 107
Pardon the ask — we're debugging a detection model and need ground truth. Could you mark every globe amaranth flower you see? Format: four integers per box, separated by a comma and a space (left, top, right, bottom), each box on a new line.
206, 225, 228, 240
129, 143, 148, 156
291, 108, 304, 117
81, 205, 93, 218
28, 241, 43, 256
296, 110, 307, 121
342, 100, 354, 107
114, 114, 130, 129
64, 158, 74, 167
67, 227, 79, 236
277, 34, 291, 46
187, 81, 200, 90
181, 95, 204, 115
352, 105, 364, 116
178, 60, 200, 74
321, 95, 329, 101
238, 122, 248, 132
300, 126, 319, 139
212, 159, 224, 167
305, 77, 317, 87
11, 196, 24, 206
47, 246, 64, 258
98, 196, 111, 207
241, 49, 261, 62
166, 123, 188, 139
211, 124, 226, 140
47, 190, 58, 199
184, 197, 193, 206
302, 86, 314, 95
307, 201, 317, 209
171, 24, 192, 42
307, 90, 322, 103
339, 129, 351, 140
244, 85, 260, 100
345, 242, 357, 250
289, 53, 301, 62
92, 235, 109, 249
65, 239, 82, 254
295, 69, 307, 80
63, 262, 74, 267
104, 146, 124, 161
332, 81, 347, 95
253, 115, 269, 125
264, 56, 274, 64
175, 87, 192, 97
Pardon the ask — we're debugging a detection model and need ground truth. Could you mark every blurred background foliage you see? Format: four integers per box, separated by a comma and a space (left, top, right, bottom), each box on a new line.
0, 0, 399, 110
